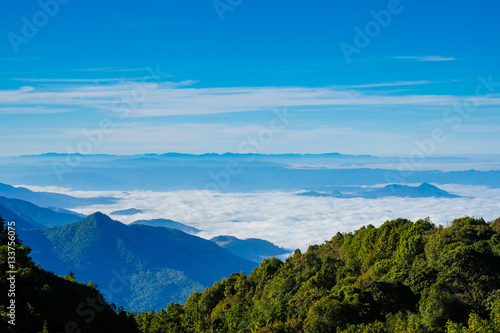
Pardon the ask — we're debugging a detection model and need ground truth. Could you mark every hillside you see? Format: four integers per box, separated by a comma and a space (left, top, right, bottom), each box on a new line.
0, 203, 44, 230
0, 182, 117, 208
0, 215, 140, 333
136, 216, 500, 332
0, 196, 83, 228
18, 212, 257, 311
210, 235, 290, 263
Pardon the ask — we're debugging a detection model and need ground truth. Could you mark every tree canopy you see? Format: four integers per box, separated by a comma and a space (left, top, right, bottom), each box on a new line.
135, 216, 500, 332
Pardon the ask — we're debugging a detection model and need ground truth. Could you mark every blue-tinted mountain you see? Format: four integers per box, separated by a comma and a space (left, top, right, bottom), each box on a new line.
2, 154, 496, 192
0, 203, 44, 230
298, 190, 345, 198
111, 208, 144, 215
46, 206, 86, 217
18, 212, 257, 311
297, 183, 460, 199
360, 183, 461, 199
130, 218, 200, 234
0, 217, 140, 333
0, 182, 118, 208
210, 235, 290, 263
0, 196, 83, 228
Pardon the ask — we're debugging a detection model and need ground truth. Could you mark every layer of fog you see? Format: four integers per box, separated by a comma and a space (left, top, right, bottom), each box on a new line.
22, 184, 500, 251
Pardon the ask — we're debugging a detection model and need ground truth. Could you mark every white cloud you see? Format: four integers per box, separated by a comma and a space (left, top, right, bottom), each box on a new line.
3, 81, 498, 117
395, 56, 456, 62
11, 78, 143, 83
69, 67, 156, 73
337, 80, 433, 88
0, 106, 73, 114
25, 185, 500, 252
455, 124, 500, 133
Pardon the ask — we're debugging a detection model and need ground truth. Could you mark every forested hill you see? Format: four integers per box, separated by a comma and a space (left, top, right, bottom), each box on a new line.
136, 217, 500, 333
3, 215, 500, 332
0, 215, 140, 333
19, 212, 257, 311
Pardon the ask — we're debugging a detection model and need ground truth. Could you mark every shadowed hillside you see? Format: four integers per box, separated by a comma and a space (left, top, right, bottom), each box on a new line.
0, 215, 140, 333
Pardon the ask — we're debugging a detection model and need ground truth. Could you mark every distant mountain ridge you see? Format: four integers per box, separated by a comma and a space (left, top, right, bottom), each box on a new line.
0, 202, 44, 230
365, 183, 460, 199
298, 183, 460, 199
0, 195, 83, 228
111, 208, 144, 215
130, 218, 200, 234
14, 152, 472, 160
210, 235, 290, 263
0, 182, 118, 208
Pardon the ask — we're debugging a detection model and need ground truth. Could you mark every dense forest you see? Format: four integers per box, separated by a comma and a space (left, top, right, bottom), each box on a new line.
135, 216, 500, 332
2, 214, 500, 332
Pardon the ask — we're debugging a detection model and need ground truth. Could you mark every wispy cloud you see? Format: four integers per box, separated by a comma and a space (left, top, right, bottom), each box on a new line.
10, 78, 141, 83
337, 80, 433, 89
69, 67, 169, 74
43, 123, 402, 155
2, 81, 498, 117
0, 106, 73, 114
395, 56, 455, 62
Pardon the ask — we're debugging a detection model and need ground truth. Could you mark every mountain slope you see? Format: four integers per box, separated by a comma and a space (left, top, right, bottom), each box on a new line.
210, 235, 290, 263
0, 203, 44, 230
19, 212, 257, 311
0, 182, 117, 208
0, 196, 83, 228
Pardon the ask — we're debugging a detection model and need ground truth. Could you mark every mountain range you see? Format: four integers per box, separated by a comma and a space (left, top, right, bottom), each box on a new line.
18, 212, 258, 311
0, 182, 117, 208
0, 195, 83, 229
1, 153, 498, 192
0, 188, 291, 311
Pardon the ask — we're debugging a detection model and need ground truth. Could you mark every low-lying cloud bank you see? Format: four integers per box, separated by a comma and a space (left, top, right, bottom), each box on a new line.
22, 184, 500, 251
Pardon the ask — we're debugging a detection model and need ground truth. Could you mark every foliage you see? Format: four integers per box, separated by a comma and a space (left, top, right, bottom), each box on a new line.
135, 216, 500, 332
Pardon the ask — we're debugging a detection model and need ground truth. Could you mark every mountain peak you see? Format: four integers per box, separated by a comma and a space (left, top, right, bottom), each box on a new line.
73, 212, 126, 233
84, 211, 119, 223
88, 211, 109, 219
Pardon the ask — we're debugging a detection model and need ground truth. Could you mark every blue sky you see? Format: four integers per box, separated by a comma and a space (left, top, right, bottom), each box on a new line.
1, 0, 499, 156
